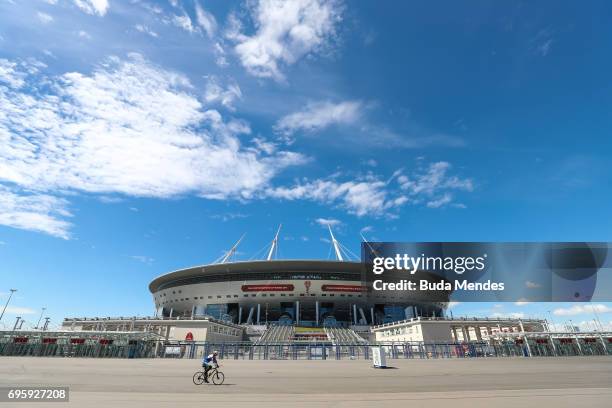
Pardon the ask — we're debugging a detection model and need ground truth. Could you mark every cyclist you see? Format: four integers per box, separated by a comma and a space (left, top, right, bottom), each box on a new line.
201, 351, 219, 383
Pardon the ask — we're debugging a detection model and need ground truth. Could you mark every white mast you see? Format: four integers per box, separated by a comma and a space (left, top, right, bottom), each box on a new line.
267, 224, 282, 261
220, 234, 245, 263
328, 225, 343, 261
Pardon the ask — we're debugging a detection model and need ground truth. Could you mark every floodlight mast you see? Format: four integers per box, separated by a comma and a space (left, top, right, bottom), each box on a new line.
220, 234, 245, 264
267, 224, 282, 261
328, 225, 344, 261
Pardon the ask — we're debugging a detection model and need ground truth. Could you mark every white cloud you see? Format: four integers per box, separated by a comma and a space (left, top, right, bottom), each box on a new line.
398, 162, 473, 196
228, 0, 343, 81
0, 185, 72, 239
210, 212, 249, 222
73, 0, 109, 16
130, 255, 154, 265
525, 280, 542, 289
266, 162, 472, 216
204, 76, 242, 110
0, 59, 26, 88
195, 2, 217, 39
426, 193, 452, 208
574, 320, 612, 332
266, 177, 395, 217
553, 304, 612, 317
275, 100, 362, 137
78, 30, 91, 39
514, 300, 531, 306
360, 225, 373, 234
213, 42, 228, 67
135, 24, 158, 38
0, 55, 306, 238
37, 12, 54, 24
172, 14, 197, 33
491, 312, 525, 319
396, 162, 473, 209
315, 218, 341, 227
531, 29, 554, 57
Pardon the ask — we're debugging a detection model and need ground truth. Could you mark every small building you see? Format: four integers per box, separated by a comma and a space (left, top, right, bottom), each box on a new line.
61, 316, 245, 342
371, 316, 548, 343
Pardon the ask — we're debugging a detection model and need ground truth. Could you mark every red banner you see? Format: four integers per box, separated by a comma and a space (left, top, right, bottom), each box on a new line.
321, 284, 367, 292
241, 284, 294, 292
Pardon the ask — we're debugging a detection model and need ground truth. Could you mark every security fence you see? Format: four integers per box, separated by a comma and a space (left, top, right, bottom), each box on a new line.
0, 330, 158, 358
2, 331, 611, 359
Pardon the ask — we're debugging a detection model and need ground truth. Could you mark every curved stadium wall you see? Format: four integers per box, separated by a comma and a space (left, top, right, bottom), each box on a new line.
149, 260, 448, 326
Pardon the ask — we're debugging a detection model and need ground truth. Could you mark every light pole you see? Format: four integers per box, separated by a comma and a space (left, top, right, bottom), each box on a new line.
0, 289, 17, 321
35, 307, 47, 329
546, 310, 557, 332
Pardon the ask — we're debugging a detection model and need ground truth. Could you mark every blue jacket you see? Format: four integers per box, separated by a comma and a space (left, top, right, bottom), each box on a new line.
203, 354, 217, 364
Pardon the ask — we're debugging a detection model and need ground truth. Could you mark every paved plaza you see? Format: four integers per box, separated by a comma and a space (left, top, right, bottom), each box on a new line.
1, 357, 611, 407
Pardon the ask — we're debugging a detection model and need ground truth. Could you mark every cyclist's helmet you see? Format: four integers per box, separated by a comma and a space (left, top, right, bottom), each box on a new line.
213, 350, 219, 355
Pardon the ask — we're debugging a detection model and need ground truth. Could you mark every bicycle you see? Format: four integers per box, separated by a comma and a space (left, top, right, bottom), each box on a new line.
193, 365, 225, 385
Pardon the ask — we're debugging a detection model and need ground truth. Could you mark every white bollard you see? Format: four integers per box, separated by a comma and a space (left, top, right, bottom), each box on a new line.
371, 346, 387, 368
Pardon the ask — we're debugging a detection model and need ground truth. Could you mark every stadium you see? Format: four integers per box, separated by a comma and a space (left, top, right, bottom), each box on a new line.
149, 227, 448, 327
3, 227, 610, 360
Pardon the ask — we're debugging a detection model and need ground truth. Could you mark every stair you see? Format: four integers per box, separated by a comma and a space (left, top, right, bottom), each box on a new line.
324, 326, 367, 345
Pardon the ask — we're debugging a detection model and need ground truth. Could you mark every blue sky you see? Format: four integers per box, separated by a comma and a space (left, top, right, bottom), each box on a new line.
0, 1, 611, 330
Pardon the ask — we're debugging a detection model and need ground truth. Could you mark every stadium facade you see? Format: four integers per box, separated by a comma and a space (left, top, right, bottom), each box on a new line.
149, 227, 449, 327
149, 259, 447, 327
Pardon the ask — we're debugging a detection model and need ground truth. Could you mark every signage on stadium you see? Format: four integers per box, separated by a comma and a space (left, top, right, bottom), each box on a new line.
241, 284, 295, 292
321, 284, 367, 292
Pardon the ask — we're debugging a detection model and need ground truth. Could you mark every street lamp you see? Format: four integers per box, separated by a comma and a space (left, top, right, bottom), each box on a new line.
0, 289, 17, 321
35, 307, 47, 329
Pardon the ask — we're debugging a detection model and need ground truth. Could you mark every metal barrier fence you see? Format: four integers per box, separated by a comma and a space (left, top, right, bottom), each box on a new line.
0, 339, 156, 358
2, 339, 610, 359
152, 339, 611, 360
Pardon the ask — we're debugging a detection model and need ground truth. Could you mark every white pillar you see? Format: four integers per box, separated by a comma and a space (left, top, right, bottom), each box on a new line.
462, 326, 469, 342
370, 307, 375, 325
359, 308, 367, 325
238, 307, 243, 324
598, 333, 607, 355
353, 304, 358, 325
315, 301, 319, 325
257, 304, 261, 325
549, 333, 558, 356
169, 308, 173, 318
573, 333, 583, 355
519, 319, 532, 357
295, 301, 300, 325
246, 306, 254, 324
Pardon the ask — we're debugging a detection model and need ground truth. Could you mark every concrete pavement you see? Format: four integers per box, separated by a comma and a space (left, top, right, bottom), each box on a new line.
1, 356, 610, 407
